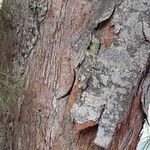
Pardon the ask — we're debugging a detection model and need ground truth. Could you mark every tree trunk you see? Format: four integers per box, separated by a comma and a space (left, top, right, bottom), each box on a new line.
1, 0, 150, 149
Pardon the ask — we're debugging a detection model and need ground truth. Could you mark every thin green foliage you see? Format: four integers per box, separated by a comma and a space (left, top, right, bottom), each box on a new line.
0, 0, 25, 110
88, 38, 100, 55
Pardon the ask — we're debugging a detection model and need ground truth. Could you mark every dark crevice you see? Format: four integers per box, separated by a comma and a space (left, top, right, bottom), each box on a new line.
76, 124, 105, 150
94, 6, 116, 32
97, 105, 106, 123
76, 55, 86, 70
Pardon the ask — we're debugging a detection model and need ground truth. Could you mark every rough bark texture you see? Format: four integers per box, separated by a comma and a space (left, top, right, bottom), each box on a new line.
1, 0, 150, 149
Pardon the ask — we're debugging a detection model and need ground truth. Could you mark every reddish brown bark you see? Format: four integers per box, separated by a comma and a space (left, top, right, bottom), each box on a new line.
1, 0, 148, 150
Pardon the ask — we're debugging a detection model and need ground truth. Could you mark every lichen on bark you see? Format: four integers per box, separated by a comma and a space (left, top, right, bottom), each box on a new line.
4, 0, 150, 149
71, 0, 150, 148
11, 0, 48, 75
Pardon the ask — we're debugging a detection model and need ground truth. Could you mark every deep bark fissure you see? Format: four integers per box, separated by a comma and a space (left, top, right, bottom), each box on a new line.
94, 6, 116, 32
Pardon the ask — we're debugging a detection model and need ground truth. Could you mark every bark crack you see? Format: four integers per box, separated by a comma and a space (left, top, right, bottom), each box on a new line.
94, 5, 116, 31
142, 21, 150, 43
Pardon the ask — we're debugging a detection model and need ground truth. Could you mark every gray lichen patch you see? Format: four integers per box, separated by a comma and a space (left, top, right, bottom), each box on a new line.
22, 0, 48, 57
12, 0, 48, 76
71, 91, 105, 124
71, 36, 105, 124
94, 0, 150, 147
71, 0, 150, 148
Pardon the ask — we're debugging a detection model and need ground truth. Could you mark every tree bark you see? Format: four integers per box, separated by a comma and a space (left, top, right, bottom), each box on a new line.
1, 0, 150, 149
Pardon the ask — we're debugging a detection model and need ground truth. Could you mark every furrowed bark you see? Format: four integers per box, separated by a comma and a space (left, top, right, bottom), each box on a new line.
1, 0, 150, 149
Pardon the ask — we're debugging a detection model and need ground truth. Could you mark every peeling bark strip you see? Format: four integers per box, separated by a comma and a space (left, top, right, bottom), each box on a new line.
71, 0, 150, 149
108, 91, 144, 150
107, 54, 150, 150
4, 0, 149, 149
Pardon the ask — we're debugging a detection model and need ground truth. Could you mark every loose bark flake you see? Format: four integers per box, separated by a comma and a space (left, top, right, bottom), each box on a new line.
71, 0, 150, 149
